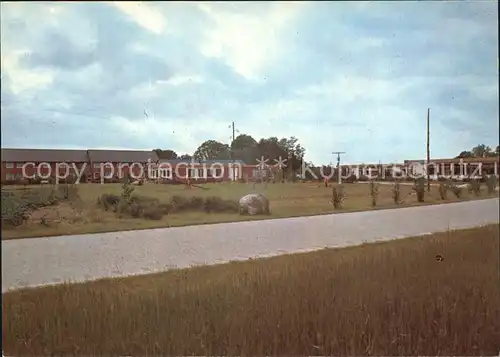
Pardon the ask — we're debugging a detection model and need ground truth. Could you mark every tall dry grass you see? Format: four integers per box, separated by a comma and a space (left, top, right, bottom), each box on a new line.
2, 225, 500, 356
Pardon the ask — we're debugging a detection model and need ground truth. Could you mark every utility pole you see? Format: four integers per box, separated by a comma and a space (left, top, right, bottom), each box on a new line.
231, 121, 236, 181
332, 151, 346, 185
426, 108, 431, 192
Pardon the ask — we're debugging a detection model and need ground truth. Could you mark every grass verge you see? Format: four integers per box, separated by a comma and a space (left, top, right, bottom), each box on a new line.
2, 182, 498, 240
3, 225, 499, 355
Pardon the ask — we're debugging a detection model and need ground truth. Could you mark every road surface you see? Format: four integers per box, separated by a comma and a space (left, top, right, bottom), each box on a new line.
2, 198, 499, 292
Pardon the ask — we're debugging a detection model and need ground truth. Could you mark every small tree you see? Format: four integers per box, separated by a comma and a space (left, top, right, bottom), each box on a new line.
485, 175, 498, 195
468, 179, 481, 196
413, 177, 425, 202
392, 181, 401, 204
438, 183, 448, 200
331, 185, 345, 209
449, 184, 463, 199
370, 181, 379, 207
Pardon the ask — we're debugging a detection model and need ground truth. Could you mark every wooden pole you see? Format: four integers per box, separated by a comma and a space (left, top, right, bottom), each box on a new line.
426, 108, 431, 192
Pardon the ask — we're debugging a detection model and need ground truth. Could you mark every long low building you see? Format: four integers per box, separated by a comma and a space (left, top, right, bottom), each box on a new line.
404, 156, 499, 177
0, 148, 260, 183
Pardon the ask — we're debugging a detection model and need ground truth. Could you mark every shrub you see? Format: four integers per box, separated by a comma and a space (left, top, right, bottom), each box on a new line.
121, 181, 135, 202
331, 185, 345, 209
97, 194, 120, 211
438, 183, 449, 200
392, 181, 401, 204
369, 181, 379, 207
413, 178, 425, 203
343, 174, 358, 184
485, 175, 498, 194
203, 196, 239, 213
449, 184, 463, 199
1, 186, 79, 227
468, 179, 481, 197
142, 206, 164, 220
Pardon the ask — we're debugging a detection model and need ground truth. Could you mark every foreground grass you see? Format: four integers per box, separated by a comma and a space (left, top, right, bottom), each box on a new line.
2, 182, 498, 239
3, 225, 499, 355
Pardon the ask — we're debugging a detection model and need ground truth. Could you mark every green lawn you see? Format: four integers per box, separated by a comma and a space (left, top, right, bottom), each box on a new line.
2, 181, 498, 239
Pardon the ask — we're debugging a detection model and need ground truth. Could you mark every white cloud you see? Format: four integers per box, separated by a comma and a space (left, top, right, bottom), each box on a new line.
163, 74, 204, 86
112, 1, 166, 34
1, 49, 54, 95
198, 2, 306, 80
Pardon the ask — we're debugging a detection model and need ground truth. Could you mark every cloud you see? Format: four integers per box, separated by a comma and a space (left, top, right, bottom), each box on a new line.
1, 1, 498, 165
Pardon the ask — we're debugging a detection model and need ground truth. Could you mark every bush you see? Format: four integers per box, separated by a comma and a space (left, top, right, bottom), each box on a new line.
1, 186, 80, 227
369, 181, 379, 207
413, 178, 425, 203
331, 185, 345, 209
438, 183, 449, 200
203, 196, 239, 213
142, 206, 164, 220
449, 184, 463, 199
485, 175, 498, 194
468, 179, 481, 197
343, 174, 358, 184
392, 181, 401, 204
97, 194, 121, 211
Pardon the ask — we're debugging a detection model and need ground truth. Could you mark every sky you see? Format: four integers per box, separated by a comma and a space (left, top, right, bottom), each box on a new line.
1, 1, 498, 165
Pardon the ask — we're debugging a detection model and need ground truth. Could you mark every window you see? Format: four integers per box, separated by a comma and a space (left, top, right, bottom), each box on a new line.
16, 163, 25, 168
93, 163, 101, 169
5, 163, 13, 168
189, 168, 205, 179
157, 168, 172, 179
6, 173, 15, 180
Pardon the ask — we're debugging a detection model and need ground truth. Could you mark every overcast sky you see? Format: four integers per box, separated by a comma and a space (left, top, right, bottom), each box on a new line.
1, 1, 498, 165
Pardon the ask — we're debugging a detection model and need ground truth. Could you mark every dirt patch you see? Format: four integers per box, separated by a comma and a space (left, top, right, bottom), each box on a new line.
27, 202, 84, 226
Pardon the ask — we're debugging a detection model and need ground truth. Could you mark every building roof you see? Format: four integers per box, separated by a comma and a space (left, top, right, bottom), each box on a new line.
158, 159, 247, 165
87, 150, 159, 163
404, 156, 499, 164
1, 148, 88, 163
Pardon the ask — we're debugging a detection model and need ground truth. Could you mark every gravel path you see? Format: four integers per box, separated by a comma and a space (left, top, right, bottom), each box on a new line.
2, 198, 499, 292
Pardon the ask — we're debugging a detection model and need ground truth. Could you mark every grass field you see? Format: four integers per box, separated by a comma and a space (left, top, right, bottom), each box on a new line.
2, 181, 498, 239
2, 224, 499, 355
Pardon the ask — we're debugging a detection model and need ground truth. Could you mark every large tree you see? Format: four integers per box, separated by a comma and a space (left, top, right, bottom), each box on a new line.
230, 134, 260, 165
153, 149, 178, 160
178, 154, 192, 161
194, 140, 231, 161
456, 144, 498, 158
471, 144, 492, 158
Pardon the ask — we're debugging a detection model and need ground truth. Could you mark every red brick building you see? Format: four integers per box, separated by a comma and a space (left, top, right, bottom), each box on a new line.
153, 159, 256, 183
404, 156, 499, 178
87, 149, 159, 181
1, 148, 89, 182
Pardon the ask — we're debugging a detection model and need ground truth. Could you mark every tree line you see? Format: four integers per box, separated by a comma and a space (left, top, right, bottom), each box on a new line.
154, 135, 306, 173
456, 144, 499, 159
154, 139, 499, 172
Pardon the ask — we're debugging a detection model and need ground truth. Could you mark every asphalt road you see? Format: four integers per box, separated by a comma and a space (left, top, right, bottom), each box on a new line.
2, 198, 499, 292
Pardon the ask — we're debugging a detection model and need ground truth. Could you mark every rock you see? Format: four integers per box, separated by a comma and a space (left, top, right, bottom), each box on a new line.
239, 194, 270, 216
